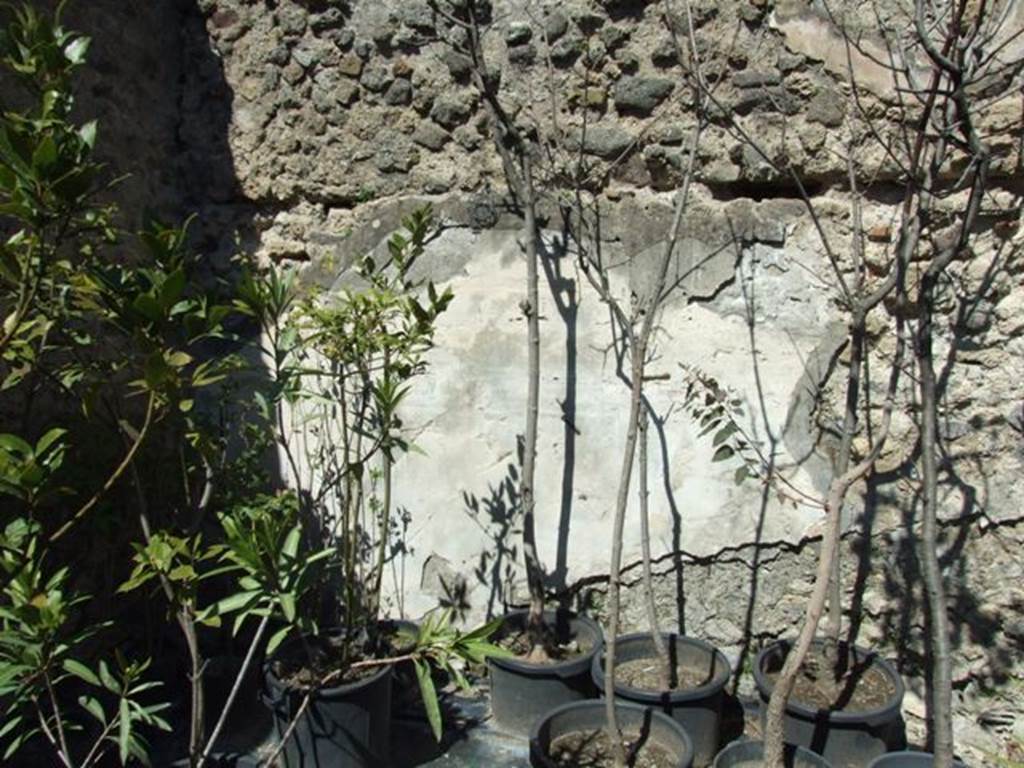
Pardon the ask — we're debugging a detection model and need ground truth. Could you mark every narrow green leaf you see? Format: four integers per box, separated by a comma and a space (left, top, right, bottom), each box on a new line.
712, 445, 734, 462
279, 592, 296, 624
78, 695, 106, 724
281, 527, 300, 561
266, 625, 291, 656
98, 660, 118, 692
63, 658, 101, 687
119, 696, 131, 764
214, 590, 259, 615
413, 658, 442, 742
0, 713, 22, 739
63, 36, 91, 65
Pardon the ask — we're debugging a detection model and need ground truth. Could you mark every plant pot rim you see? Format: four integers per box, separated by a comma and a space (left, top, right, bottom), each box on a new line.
487, 608, 603, 679
592, 631, 732, 703
713, 738, 832, 768
171, 755, 261, 768
753, 638, 905, 726
263, 627, 394, 699
530, 699, 694, 768
866, 750, 968, 768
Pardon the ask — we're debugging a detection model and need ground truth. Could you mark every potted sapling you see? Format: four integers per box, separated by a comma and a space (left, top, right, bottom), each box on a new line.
738, 1, 1013, 763
532, 12, 714, 763
580, 25, 731, 767
245, 208, 507, 767
427, 0, 604, 735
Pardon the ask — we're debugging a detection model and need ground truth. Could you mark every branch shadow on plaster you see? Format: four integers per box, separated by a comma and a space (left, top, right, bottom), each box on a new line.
577, 199, 754, 638
847, 231, 1024, 708
462, 462, 521, 621
729, 236, 791, 693
539, 229, 579, 595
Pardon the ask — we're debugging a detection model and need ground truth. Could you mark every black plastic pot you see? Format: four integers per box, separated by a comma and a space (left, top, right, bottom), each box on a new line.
262, 635, 393, 768
531, 700, 694, 768
487, 608, 603, 735
867, 751, 967, 768
753, 640, 906, 768
171, 755, 261, 768
385, 618, 445, 722
592, 632, 731, 767
713, 739, 834, 768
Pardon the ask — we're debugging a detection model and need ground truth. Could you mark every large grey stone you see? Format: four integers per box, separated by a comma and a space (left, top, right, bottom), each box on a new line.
413, 121, 450, 151
729, 86, 800, 116
505, 21, 532, 46
430, 92, 476, 128
360, 62, 394, 92
374, 135, 420, 172
614, 76, 675, 114
734, 68, 783, 88
384, 78, 413, 106
543, 10, 569, 42
443, 50, 473, 79
571, 125, 635, 158
807, 89, 845, 127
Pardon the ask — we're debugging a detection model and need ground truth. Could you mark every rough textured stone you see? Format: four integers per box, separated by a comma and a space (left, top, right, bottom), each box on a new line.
374, 135, 420, 173
507, 43, 536, 66
384, 78, 413, 106
571, 124, 634, 158
613, 76, 675, 113
734, 68, 782, 88
430, 92, 476, 128
338, 53, 364, 78
599, 25, 628, 51
443, 50, 473, 79
651, 37, 678, 68
505, 21, 533, 46
413, 121, 450, 151
543, 10, 569, 42
807, 89, 845, 127
360, 62, 394, 92
550, 35, 582, 66
729, 86, 800, 115
61, 4, 1024, 758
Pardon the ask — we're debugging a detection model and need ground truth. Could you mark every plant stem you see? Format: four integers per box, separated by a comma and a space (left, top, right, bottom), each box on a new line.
50, 390, 156, 542
259, 690, 310, 768
638, 410, 671, 689
604, 343, 646, 768
126, 434, 207, 766
80, 717, 117, 768
762, 323, 904, 767
519, 152, 546, 646
34, 698, 73, 768
370, 450, 393, 622
200, 613, 271, 765
43, 670, 72, 767
761, 478, 844, 767
917, 288, 953, 767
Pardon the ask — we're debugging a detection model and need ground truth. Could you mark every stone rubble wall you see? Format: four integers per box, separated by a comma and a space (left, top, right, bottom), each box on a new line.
32, 0, 1024, 759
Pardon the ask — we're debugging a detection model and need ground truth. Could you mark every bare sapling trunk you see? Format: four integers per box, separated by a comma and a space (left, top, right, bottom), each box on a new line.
916, 291, 954, 766
762, 312, 904, 766
427, 0, 550, 654
906, 2, 1001, 761
824, 151, 872, 669
638, 410, 671, 689
519, 152, 549, 660
604, 342, 648, 768
604, 158, 696, 767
